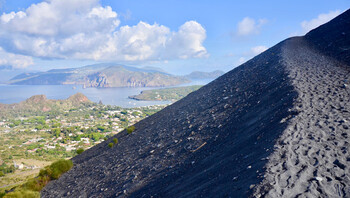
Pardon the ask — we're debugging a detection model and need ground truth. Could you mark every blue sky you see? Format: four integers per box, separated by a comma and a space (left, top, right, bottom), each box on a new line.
0, 0, 349, 74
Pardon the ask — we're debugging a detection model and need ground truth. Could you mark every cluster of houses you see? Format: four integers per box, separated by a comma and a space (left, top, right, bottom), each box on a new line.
0, 105, 167, 173
20, 108, 152, 154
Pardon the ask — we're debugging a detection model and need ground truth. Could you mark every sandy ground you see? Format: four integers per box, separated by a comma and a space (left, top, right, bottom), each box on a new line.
253, 38, 350, 197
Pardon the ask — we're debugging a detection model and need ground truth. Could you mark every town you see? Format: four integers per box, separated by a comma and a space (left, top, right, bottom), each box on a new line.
0, 103, 166, 189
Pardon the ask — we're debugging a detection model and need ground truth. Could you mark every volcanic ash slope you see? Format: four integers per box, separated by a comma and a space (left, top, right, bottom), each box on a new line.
41, 38, 297, 198
41, 9, 350, 198
254, 10, 350, 197
253, 37, 350, 197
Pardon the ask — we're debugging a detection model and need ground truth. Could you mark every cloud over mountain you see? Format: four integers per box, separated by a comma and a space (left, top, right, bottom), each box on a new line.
301, 10, 341, 33
0, 0, 207, 63
0, 47, 33, 68
250, 45, 267, 55
237, 17, 267, 36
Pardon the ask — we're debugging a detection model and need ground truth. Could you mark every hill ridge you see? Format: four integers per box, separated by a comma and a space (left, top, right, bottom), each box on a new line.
0, 93, 92, 118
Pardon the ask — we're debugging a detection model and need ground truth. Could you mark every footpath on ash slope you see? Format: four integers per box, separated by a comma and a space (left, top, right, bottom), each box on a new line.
253, 37, 350, 197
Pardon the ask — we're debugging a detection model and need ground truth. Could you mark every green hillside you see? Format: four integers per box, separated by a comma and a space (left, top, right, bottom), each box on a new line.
129, 85, 203, 101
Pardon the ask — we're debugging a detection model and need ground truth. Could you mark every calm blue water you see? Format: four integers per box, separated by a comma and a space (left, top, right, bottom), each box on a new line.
0, 79, 212, 108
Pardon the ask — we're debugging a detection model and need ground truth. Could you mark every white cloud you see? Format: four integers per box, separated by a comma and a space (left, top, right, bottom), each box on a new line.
0, 47, 34, 68
238, 57, 246, 65
237, 17, 267, 36
301, 10, 341, 34
0, 0, 207, 63
235, 45, 268, 66
250, 45, 267, 55
164, 21, 207, 59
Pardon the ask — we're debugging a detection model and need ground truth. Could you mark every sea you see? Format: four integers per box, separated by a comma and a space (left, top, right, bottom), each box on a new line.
0, 79, 213, 108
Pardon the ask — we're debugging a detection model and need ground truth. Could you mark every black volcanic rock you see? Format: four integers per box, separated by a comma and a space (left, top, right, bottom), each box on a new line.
41, 10, 350, 198
304, 9, 350, 65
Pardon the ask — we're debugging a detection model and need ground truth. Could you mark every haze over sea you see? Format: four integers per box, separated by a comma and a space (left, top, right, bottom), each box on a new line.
0, 79, 212, 108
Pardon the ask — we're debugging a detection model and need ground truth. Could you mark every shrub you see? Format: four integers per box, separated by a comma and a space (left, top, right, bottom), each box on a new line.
45, 159, 73, 180
113, 138, 118, 144
23, 175, 50, 192
76, 148, 84, 155
108, 143, 114, 148
126, 126, 135, 134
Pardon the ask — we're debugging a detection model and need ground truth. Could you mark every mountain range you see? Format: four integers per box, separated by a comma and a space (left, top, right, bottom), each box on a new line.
41, 9, 350, 198
7, 64, 224, 88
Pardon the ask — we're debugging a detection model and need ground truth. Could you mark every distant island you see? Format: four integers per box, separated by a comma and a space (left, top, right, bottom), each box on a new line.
7, 64, 189, 88
129, 85, 203, 101
6, 64, 224, 88
184, 70, 224, 79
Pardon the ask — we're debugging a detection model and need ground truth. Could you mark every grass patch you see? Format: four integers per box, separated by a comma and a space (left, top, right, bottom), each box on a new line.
3, 190, 39, 198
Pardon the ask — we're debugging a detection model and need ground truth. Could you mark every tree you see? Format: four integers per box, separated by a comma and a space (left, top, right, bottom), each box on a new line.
51, 128, 61, 138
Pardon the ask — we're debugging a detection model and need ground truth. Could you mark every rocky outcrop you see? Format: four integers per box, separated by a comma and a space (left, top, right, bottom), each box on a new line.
67, 93, 90, 104
84, 73, 109, 88
41, 9, 350, 198
25, 95, 48, 104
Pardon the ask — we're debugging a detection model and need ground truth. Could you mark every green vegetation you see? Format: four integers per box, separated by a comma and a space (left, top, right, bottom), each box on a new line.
38, 159, 73, 180
3, 190, 39, 198
0, 96, 166, 192
126, 126, 135, 134
1, 159, 72, 198
108, 143, 114, 148
113, 138, 118, 144
0, 164, 15, 177
0, 93, 92, 119
0, 104, 164, 165
129, 85, 202, 101
76, 148, 84, 155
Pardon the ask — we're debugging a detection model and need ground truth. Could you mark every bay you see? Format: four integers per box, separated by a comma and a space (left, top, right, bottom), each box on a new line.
0, 79, 213, 108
